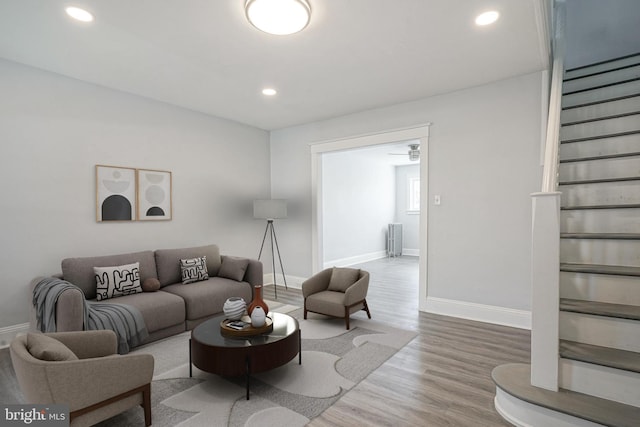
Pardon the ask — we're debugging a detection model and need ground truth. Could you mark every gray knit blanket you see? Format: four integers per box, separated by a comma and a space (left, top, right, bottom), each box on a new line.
33, 277, 149, 354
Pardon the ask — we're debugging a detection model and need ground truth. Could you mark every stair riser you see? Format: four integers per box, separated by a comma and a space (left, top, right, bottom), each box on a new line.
559, 133, 640, 161
563, 64, 640, 94
565, 56, 640, 80
562, 80, 640, 109
561, 96, 640, 125
560, 238, 640, 266
559, 311, 640, 352
560, 180, 640, 207
561, 208, 640, 233
560, 114, 640, 142
559, 156, 640, 181
559, 359, 640, 407
560, 271, 640, 305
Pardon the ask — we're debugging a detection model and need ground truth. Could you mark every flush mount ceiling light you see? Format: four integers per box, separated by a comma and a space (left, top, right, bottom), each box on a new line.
245, 0, 311, 35
262, 88, 277, 96
65, 6, 94, 22
475, 11, 499, 26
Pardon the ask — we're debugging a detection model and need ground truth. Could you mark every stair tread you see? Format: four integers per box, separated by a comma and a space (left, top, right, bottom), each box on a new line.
562, 203, 640, 210
561, 233, 640, 240
560, 340, 640, 374
562, 110, 640, 127
559, 176, 640, 185
560, 263, 640, 276
561, 129, 640, 144
560, 298, 640, 320
564, 77, 640, 96
560, 151, 640, 163
493, 363, 640, 427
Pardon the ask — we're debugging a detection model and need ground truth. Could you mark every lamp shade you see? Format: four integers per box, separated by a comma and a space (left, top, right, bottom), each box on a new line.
253, 199, 287, 219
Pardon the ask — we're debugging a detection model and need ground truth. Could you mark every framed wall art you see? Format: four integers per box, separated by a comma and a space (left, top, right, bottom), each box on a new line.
96, 165, 137, 222
137, 168, 172, 221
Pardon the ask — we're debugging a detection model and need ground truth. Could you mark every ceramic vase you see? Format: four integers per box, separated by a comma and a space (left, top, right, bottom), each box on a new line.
223, 297, 246, 320
251, 306, 266, 327
247, 285, 269, 316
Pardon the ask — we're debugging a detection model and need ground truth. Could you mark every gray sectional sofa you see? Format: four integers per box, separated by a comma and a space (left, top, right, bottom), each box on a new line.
36, 244, 261, 347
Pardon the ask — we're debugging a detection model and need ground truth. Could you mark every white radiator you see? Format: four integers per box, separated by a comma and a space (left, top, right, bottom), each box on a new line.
388, 223, 403, 257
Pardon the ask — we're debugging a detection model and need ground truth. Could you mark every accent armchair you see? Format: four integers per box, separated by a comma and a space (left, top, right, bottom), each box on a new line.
302, 267, 371, 330
10, 330, 154, 427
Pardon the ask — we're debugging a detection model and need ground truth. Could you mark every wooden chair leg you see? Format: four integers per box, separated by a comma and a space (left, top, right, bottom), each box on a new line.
142, 383, 152, 427
363, 299, 372, 319
345, 307, 350, 330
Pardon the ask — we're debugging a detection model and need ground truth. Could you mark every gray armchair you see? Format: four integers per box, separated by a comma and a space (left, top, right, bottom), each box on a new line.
302, 267, 371, 329
10, 330, 153, 427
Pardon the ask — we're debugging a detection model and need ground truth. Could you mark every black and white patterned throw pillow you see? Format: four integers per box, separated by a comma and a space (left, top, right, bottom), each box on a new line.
94, 262, 142, 301
180, 256, 209, 284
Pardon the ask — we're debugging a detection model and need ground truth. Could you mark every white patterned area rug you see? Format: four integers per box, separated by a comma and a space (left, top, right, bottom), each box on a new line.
96, 301, 416, 427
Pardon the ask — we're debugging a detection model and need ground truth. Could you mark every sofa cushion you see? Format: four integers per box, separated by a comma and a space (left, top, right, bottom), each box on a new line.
95, 291, 185, 333
155, 245, 222, 287
162, 278, 252, 321
62, 251, 157, 300
180, 256, 209, 284
27, 333, 78, 361
218, 256, 250, 282
327, 267, 360, 293
94, 262, 143, 301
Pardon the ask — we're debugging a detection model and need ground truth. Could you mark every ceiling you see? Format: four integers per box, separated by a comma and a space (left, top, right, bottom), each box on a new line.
349, 140, 422, 166
0, 1, 550, 130
1, 1, 637, 131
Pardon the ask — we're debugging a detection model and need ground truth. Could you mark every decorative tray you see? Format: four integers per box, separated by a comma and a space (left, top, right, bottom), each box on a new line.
220, 316, 273, 337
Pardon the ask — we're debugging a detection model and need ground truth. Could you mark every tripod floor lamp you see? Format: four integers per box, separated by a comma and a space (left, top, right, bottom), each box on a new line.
254, 199, 288, 299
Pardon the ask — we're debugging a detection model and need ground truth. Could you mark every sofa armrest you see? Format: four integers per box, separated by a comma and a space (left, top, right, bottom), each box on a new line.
44, 353, 154, 412
46, 330, 117, 359
344, 272, 370, 306
302, 268, 332, 298
56, 287, 85, 332
243, 258, 263, 287
30, 277, 85, 333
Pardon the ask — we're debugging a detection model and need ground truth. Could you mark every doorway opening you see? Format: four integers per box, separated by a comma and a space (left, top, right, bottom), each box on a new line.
310, 125, 430, 311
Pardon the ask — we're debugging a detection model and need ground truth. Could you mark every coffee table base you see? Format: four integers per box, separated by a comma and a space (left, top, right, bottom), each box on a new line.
189, 328, 302, 400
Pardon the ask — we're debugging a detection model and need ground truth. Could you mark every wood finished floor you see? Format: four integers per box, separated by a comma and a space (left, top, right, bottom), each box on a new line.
0, 256, 530, 426
272, 256, 530, 426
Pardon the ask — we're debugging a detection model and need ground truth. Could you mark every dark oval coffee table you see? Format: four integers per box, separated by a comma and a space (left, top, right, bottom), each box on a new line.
189, 312, 301, 400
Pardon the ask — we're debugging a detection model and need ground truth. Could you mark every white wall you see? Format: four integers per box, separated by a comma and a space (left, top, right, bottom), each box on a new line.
395, 164, 420, 253
270, 71, 543, 316
0, 59, 270, 331
321, 149, 395, 266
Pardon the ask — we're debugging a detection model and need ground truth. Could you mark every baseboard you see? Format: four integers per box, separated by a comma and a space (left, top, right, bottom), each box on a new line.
402, 248, 420, 256
263, 273, 306, 290
424, 297, 531, 330
323, 251, 387, 269
0, 323, 30, 348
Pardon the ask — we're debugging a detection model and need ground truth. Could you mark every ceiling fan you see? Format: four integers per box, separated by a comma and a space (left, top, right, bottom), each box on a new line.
389, 143, 420, 161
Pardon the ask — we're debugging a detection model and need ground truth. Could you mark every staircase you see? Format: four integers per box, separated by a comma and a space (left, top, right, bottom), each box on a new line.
493, 54, 640, 426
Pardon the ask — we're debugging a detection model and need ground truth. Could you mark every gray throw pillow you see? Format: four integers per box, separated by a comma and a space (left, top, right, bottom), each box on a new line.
327, 267, 360, 293
218, 257, 250, 282
26, 333, 79, 361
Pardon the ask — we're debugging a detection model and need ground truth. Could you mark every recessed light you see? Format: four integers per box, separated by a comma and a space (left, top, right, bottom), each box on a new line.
475, 11, 499, 26
65, 6, 94, 22
262, 88, 277, 96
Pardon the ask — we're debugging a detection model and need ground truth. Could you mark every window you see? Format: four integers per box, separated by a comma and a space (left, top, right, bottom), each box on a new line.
408, 176, 420, 213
